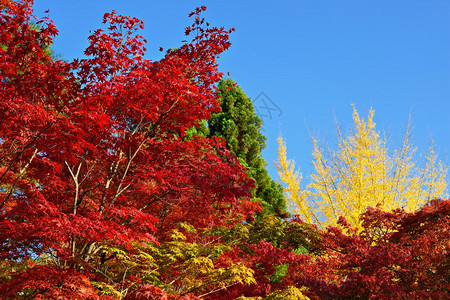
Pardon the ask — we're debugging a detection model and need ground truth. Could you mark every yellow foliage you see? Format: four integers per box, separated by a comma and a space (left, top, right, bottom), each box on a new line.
276, 106, 448, 229
265, 286, 310, 299
93, 225, 257, 298
91, 281, 124, 298
275, 138, 313, 223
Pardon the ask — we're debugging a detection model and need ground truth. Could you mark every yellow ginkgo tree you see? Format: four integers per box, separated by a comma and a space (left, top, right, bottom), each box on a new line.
276, 106, 448, 229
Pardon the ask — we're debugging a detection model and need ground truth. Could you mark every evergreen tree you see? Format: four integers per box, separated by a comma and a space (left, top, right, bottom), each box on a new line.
208, 79, 287, 217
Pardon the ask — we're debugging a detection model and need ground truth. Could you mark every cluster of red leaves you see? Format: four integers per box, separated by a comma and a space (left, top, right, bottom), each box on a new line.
285, 200, 449, 299
0, 1, 257, 298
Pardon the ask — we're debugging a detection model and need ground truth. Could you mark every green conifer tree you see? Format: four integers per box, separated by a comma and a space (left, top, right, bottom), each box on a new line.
208, 79, 286, 217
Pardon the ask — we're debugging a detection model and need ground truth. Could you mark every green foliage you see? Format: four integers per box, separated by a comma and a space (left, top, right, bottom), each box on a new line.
269, 264, 288, 283
184, 119, 209, 140
208, 79, 286, 218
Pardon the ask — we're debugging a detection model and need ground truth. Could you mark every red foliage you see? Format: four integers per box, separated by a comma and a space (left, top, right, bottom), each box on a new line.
0, 1, 255, 297
216, 241, 302, 299
1, 265, 99, 299
289, 199, 450, 299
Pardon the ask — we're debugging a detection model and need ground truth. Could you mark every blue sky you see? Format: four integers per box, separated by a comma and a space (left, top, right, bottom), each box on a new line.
34, 0, 450, 181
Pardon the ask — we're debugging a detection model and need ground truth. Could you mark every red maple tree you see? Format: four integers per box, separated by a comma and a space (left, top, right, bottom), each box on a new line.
0, 2, 257, 298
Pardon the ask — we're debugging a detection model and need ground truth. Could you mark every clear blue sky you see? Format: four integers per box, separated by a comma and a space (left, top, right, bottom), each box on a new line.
34, 0, 450, 181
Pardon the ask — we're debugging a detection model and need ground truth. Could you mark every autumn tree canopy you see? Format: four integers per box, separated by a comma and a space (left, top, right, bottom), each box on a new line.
276, 106, 448, 228
0, 2, 259, 297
